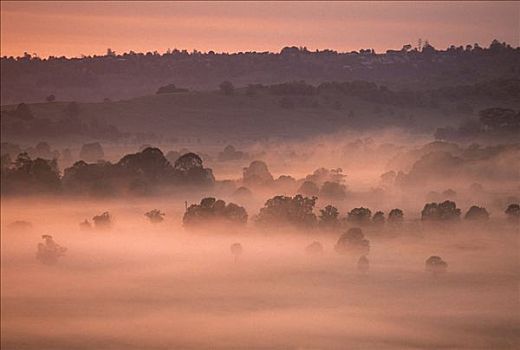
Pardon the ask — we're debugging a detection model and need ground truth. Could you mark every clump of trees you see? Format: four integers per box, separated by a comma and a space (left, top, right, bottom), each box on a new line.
145, 209, 165, 223
421, 200, 461, 221
256, 195, 317, 229
1, 152, 60, 195
425, 256, 448, 275
93, 212, 112, 230
335, 227, 370, 256
183, 198, 248, 228
464, 206, 489, 221
36, 235, 67, 264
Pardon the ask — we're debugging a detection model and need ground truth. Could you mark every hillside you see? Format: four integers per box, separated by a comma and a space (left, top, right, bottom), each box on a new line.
2, 41, 519, 105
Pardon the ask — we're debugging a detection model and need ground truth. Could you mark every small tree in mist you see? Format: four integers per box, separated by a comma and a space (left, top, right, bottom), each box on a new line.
464, 206, 489, 221
93, 212, 112, 230
79, 219, 92, 230
372, 211, 385, 225
305, 241, 324, 255
36, 235, 67, 265
357, 256, 369, 273
46, 94, 56, 103
145, 209, 165, 223
505, 203, 520, 223
346, 207, 372, 226
421, 200, 461, 221
219, 81, 234, 96
388, 208, 404, 224
230, 243, 243, 263
425, 256, 448, 276
335, 227, 370, 256
318, 205, 340, 230
255, 194, 317, 230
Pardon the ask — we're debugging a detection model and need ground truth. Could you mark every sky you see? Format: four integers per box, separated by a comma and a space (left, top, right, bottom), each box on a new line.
1, 1, 519, 57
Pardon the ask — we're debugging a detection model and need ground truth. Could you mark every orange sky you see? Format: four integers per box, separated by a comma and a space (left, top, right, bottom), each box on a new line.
1, 1, 518, 57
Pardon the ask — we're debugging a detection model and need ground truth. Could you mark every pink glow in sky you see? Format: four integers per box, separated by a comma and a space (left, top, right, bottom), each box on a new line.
1, 1, 518, 57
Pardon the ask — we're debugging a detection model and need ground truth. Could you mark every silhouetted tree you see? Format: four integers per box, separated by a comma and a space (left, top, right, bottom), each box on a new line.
174, 152, 215, 186
319, 205, 339, 230
14, 103, 34, 120
46, 94, 56, 102
464, 206, 489, 221
388, 208, 404, 224
347, 207, 372, 225
372, 211, 385, 225
145, 209, 165, 223
421, 200, 461, 221
335, 227, 370, 255
256, 194, 317, 229
36, 235, 66, 264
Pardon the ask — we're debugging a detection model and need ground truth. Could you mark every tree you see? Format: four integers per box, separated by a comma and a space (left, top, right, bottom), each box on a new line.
36, 235, 66, 264
243, 160, 273, 186
305, 241, 324, 255
464, 206, 489, 221
421, 200, 461, 221
219, 81, 234, 96
319, 181, 347, 200
79, 142, 104, 162
174, 152, 215, 186
256, 194, 317, 229
183, 198, 248, 228
505, 203, 520, 222
347, 207, 372, 225
335, 227, 370, 256
46, 94, 56, 102
318, 205, 339, 230
372, 211, 385, 225
297, 181, 319, 197
425, 256, 448, 275
230, 243, 243, 263
93, 212, 112, 230
145, 209, 165, 223
388, 208, 404, 224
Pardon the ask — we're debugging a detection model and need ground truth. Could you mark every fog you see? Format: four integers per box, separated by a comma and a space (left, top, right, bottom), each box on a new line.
1, 195, 519, 349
